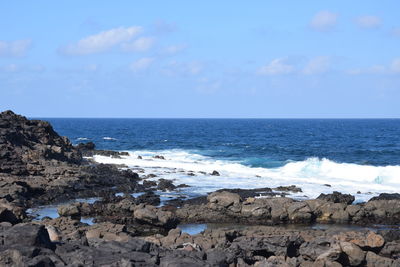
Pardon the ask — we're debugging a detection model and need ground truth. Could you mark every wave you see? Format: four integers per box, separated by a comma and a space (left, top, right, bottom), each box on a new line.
93, 149, 400, 202
77, 137, 89, 141
103, 137, 117, 141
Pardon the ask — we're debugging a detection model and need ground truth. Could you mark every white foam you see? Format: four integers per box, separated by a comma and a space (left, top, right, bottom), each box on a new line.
77, 137, 89, 141
93, 150, 400, 202
103, 137, 117, 140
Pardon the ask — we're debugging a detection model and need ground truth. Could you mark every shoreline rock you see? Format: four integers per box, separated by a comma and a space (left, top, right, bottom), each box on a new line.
1, 110, 400, 266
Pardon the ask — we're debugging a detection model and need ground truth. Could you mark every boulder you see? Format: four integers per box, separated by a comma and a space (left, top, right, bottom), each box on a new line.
58, 204, 81, 218
317, 191, 355, 205
207, 191, 242, 212
157, 179, 176, 191
211, 170, 220, 176
0, 223, 54, 250
334, 231, 385, 250
340, 241, 365, 266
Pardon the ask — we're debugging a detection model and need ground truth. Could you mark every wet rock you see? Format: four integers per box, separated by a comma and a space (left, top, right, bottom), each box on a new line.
274, 185, 303, 193
135, 191, 161, 206
216, 187, 274, 199
177, 184, 190, 188
157, 179, 176, 191
133, 204, 178, 229
317, 191, 355, 205
143, 180, 157, 188
76, 141, 95, 151
369, 193, 400, 201
211, 170, 220, 176
58, 204, 81, 218
154, 155, 165, 160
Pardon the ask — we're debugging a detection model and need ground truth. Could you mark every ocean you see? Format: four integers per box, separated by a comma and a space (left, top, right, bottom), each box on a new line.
42, 118, 400, 202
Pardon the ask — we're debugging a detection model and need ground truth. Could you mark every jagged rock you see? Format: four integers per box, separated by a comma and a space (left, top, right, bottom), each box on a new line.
317, 191, 355, 205
135, 191, 161, 206
333, 231, 385, 249
0, 110, 81, 176
211, 170, 220, 176
369, 193, 400, 201
207, 191, 242, 212
58, 204, 81, 218
274, 185, 303, 193
340, 241, 365, 266
0, 223, 54, 250
365, 251, 400, 266
157, 179, 176, 191
133, 204, 178, 229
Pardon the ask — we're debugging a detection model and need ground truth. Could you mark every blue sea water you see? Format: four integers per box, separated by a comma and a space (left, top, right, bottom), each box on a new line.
39, 118, 400, 201
44, 118, 400, 167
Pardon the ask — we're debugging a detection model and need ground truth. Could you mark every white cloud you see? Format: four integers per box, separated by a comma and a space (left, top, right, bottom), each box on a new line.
0, 39, 32, 57
310, 11, 338, 32
257, 58, 294, 75
163, 44, 187, 54
129, 57, 154, 72
356, 15, 381, 29
347, 59, 400, 75
121, 36, 155, 52
62, 26, 142, 55
347, 65, 386, 75
303, 56, 331, 75
391, 58, 400, 73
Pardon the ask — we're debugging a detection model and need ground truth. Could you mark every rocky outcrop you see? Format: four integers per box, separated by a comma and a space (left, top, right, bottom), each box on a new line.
2, 221, 398, 266
317, 191, 355, 204
177, 191, 400, 226
0, 110, 142, 207
0, 110, 81, 176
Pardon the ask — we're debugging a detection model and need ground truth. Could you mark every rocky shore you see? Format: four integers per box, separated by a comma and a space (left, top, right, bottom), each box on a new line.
1, 110, 399, 266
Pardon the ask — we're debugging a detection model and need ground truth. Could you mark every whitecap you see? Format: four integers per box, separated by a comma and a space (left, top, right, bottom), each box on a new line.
103, 137, 117, 141
93, 150, 400, 202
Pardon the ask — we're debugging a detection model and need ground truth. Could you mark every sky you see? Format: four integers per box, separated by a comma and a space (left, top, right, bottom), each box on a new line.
0, 1, 399, 118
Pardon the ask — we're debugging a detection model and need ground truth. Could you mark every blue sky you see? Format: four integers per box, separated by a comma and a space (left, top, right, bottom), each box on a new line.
1, 1, 399, 118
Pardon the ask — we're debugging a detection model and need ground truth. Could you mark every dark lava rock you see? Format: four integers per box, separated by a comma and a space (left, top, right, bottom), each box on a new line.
0, 223, 55, 250
317, 191, 355, 204
154, 155, 165, 160
0, 110, 82, 175
143, 180, 157, 188
211, 170, 220, 176
157, 179, 176, 191
177, 184, 190, 188
369, 193, 400, 201
76, 141, 95, 151
274, 185, 303, 193
215, 187, 274, 199
135, 191, 161, 206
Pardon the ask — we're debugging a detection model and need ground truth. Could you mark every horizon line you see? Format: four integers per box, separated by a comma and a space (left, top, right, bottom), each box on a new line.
32, 117, 400, 120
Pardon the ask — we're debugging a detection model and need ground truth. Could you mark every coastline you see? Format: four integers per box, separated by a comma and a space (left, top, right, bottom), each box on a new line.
1, 110, 400, 266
